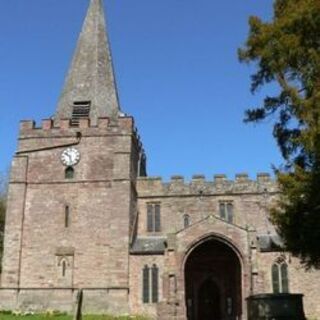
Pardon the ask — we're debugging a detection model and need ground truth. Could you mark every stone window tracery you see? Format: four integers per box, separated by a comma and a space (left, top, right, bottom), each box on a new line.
272, 257, 289, 293
56, 254, 74, 287
58, 257, 69, 278
142, 264, 159, 303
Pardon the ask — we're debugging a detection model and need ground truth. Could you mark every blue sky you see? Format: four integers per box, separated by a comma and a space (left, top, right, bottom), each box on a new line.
0, 0, 281, 181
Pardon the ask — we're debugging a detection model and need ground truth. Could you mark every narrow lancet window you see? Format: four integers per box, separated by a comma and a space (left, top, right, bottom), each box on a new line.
281, 262, 289, 293
65, 206, 70, 228
143, 265, 150, 303
147, 204, 153, 232
154, 204, 161, 232
152, 265, 159, 303
272, 263, 280, 293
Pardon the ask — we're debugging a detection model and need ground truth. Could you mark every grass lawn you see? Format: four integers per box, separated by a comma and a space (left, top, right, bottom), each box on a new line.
0, 314, 148, 320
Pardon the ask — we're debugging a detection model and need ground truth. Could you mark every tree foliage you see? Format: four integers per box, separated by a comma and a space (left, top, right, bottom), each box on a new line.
239, 0, 320, 268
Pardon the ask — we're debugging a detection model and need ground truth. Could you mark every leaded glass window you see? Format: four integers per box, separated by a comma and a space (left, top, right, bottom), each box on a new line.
152, 265, 159, 303
272, 259, 289, 293
142, 264, 159, 304
155, 205, 161, 232
272, 263, 280, 293
142, 265, 150, 303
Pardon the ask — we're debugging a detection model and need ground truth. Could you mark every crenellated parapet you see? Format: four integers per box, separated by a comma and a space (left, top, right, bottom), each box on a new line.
20, 116, 134, 136
17, 116, 144, 159
18, 116, 145, 154
137, 173, 278, 197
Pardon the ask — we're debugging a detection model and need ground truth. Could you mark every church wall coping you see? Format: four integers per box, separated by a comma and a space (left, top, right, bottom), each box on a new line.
137, 174, 278, 196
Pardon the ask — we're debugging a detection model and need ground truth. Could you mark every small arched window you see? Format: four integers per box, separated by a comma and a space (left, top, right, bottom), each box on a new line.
65, 167, 74, 179
272, 258, 289, 293
183, 214, 190, 228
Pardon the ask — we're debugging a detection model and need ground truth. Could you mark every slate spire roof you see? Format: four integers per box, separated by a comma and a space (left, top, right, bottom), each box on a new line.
55, 0, 120, 123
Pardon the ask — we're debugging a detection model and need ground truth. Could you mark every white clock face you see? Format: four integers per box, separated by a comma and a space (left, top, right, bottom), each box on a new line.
61, 147, 80, 167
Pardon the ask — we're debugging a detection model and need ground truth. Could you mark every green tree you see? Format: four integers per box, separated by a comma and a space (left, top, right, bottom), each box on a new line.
239, 0, 320, 268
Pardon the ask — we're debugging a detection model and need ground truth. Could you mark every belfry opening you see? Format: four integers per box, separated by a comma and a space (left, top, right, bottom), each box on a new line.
185, 237, 242, 320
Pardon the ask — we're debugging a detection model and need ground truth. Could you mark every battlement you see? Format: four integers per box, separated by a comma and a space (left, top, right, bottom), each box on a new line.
20, 116, 134, 133
137, 173, 278, 197
18, 116, 145, 154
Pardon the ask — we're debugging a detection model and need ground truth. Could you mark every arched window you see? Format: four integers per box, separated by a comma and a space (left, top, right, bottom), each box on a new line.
272, 259, 289, 293
65, 167, 74, 179
281, 262, 289, 293
183, 214, 190, 228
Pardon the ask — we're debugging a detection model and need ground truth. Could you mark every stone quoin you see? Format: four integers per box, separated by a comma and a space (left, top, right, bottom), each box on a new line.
1, 0, 320, 319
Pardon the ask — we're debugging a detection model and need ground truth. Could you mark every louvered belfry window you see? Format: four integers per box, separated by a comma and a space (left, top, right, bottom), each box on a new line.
71, 101, 91, 126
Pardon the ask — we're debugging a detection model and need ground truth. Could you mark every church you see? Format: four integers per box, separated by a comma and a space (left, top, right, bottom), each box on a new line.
1, 1, 320, 319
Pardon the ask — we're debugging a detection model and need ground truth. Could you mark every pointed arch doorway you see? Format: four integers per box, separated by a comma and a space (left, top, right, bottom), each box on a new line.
185, 237, 242, 320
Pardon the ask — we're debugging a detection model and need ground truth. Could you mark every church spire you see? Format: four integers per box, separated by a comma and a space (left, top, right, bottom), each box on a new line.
56, 0, 120, 123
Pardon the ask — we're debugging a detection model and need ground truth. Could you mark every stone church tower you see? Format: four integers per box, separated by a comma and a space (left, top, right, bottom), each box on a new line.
0, 0, 145, 314
1, 1, 320, 319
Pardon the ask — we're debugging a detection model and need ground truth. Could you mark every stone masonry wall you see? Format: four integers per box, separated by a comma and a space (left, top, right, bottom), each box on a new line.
0, 116, 142, 314
129, 255, 164, 318
133, 176, 320, 319
136, 174, 278, 236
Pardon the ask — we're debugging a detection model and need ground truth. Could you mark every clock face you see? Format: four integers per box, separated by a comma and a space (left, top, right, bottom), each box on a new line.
61, 147, 80, 167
